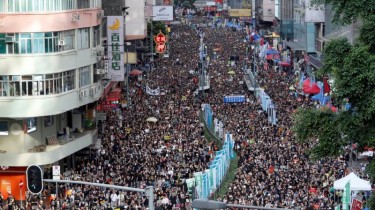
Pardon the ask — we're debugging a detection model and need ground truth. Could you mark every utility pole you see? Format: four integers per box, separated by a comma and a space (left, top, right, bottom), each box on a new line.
252, 0, 256, 30
122, 4, 130, 108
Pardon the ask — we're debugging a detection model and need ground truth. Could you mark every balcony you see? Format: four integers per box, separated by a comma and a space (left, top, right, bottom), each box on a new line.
0, 129, 97, 166
0, 83, 103, 118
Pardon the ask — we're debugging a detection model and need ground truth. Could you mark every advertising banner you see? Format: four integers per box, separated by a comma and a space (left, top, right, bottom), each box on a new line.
153, 6, 174, 21
342, 181, 350, 210
107, 16, 124, 81
194, 172, 203, 198
229, 9, 251, 17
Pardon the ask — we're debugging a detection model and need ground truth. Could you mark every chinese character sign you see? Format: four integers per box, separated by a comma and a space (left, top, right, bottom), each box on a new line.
154, 31, 167, 54
107, 16, 124, 81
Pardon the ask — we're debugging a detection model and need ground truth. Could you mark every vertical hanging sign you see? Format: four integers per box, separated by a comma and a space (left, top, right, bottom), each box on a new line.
107, 16, 124, 81
154, 31, 167, 54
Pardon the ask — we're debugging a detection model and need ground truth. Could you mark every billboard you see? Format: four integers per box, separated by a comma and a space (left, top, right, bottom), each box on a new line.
229, 9, 251, 17
153, 6, 174, 21
126, 0, 147, 40
107, 16, 124, 81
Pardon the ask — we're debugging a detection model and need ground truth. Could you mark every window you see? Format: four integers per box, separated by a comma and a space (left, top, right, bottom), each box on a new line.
0, 0, 4, 12
79, 66, 91, 87
62, 70, 75, 91
0, 69, 78, 97
21, 75, 33, 96
44, 116, 53, 127
0, 76, 9, 96
62, 0, 74, 10
93, 26, 101, 47
32, 0, 46, 12
6, 34, 19, 54
77, 28, 90, 50
0, 121, 8, 135
44, 32, 58, 53
0, 34, 5, 54
32, 33, 45, 53
59, 30, 75, 51
92, 0, 102, 8
10, 76, 21, 96
20, 33, 32, 54
27, 118, 37, 133
77, 0, 90, 9
1, 31, 75, 54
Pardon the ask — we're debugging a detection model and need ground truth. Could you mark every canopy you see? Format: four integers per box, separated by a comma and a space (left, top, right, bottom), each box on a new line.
333, 172, 372, 191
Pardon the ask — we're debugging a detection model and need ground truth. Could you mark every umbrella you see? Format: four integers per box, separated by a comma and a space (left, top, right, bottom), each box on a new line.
266, 54, 280, 60
279, 61, 291, 67
228, 70, 235, 75
303, 79, 321, 94
130, 69, 142, 76
146, 117, 158, 122
266, 49, 280, 55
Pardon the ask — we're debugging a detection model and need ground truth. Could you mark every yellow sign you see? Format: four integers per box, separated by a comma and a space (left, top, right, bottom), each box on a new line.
229, 9, 251, 17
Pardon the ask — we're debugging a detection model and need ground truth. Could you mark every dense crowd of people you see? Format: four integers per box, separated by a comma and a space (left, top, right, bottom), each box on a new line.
7, 15, 368, 210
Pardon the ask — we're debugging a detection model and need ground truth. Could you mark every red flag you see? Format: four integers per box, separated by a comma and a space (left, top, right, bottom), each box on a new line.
323, 77, 331, 93
268, 165, 274, 174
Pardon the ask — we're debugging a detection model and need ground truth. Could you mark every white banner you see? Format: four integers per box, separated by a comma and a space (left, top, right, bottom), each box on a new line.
146, 85, 160, 96
107, 16, 124, 81
152, 6, 174, 21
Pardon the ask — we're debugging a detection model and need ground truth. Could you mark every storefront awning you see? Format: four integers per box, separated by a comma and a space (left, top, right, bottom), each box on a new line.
285, 42, 305, 51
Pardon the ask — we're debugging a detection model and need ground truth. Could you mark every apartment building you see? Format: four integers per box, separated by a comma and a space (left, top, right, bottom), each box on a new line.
0, 0, 104, 169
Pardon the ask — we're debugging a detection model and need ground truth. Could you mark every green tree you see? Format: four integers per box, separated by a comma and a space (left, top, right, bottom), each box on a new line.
311, 0, 375, 25
293, 0, 375, 209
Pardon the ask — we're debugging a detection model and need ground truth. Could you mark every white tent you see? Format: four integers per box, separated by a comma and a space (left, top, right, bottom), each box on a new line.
334, 172, 372, 191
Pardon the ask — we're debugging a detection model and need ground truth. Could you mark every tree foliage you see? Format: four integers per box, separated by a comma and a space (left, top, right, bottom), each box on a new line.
359, 15, 375, 53
311, 0, 375, 25
293, 2, 375, 208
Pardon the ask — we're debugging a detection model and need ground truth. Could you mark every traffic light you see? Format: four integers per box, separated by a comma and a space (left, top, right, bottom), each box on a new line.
26, 165, 43, 194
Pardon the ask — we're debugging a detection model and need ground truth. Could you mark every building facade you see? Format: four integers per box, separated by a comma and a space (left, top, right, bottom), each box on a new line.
0, 0, 104, 169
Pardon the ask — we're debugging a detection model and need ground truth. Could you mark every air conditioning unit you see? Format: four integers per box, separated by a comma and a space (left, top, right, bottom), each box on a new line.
104, 62, 109, 71
5, 36, 15, 43
58, 39, 65, 46
79, 90, 85, 99
71, 13, 80, 21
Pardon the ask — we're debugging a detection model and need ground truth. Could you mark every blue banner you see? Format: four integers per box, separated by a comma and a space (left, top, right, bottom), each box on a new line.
223, 95, 246, 103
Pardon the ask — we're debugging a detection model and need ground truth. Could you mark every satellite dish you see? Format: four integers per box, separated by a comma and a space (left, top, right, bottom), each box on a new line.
10, 123, 22, 135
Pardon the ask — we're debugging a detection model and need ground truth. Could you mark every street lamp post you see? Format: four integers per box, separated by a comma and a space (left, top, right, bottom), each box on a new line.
192, 198, 294, 210
251, 44, 257, 100
199, 31, 205, 99
122, 6, 130, 107
125, 42, 131, 108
